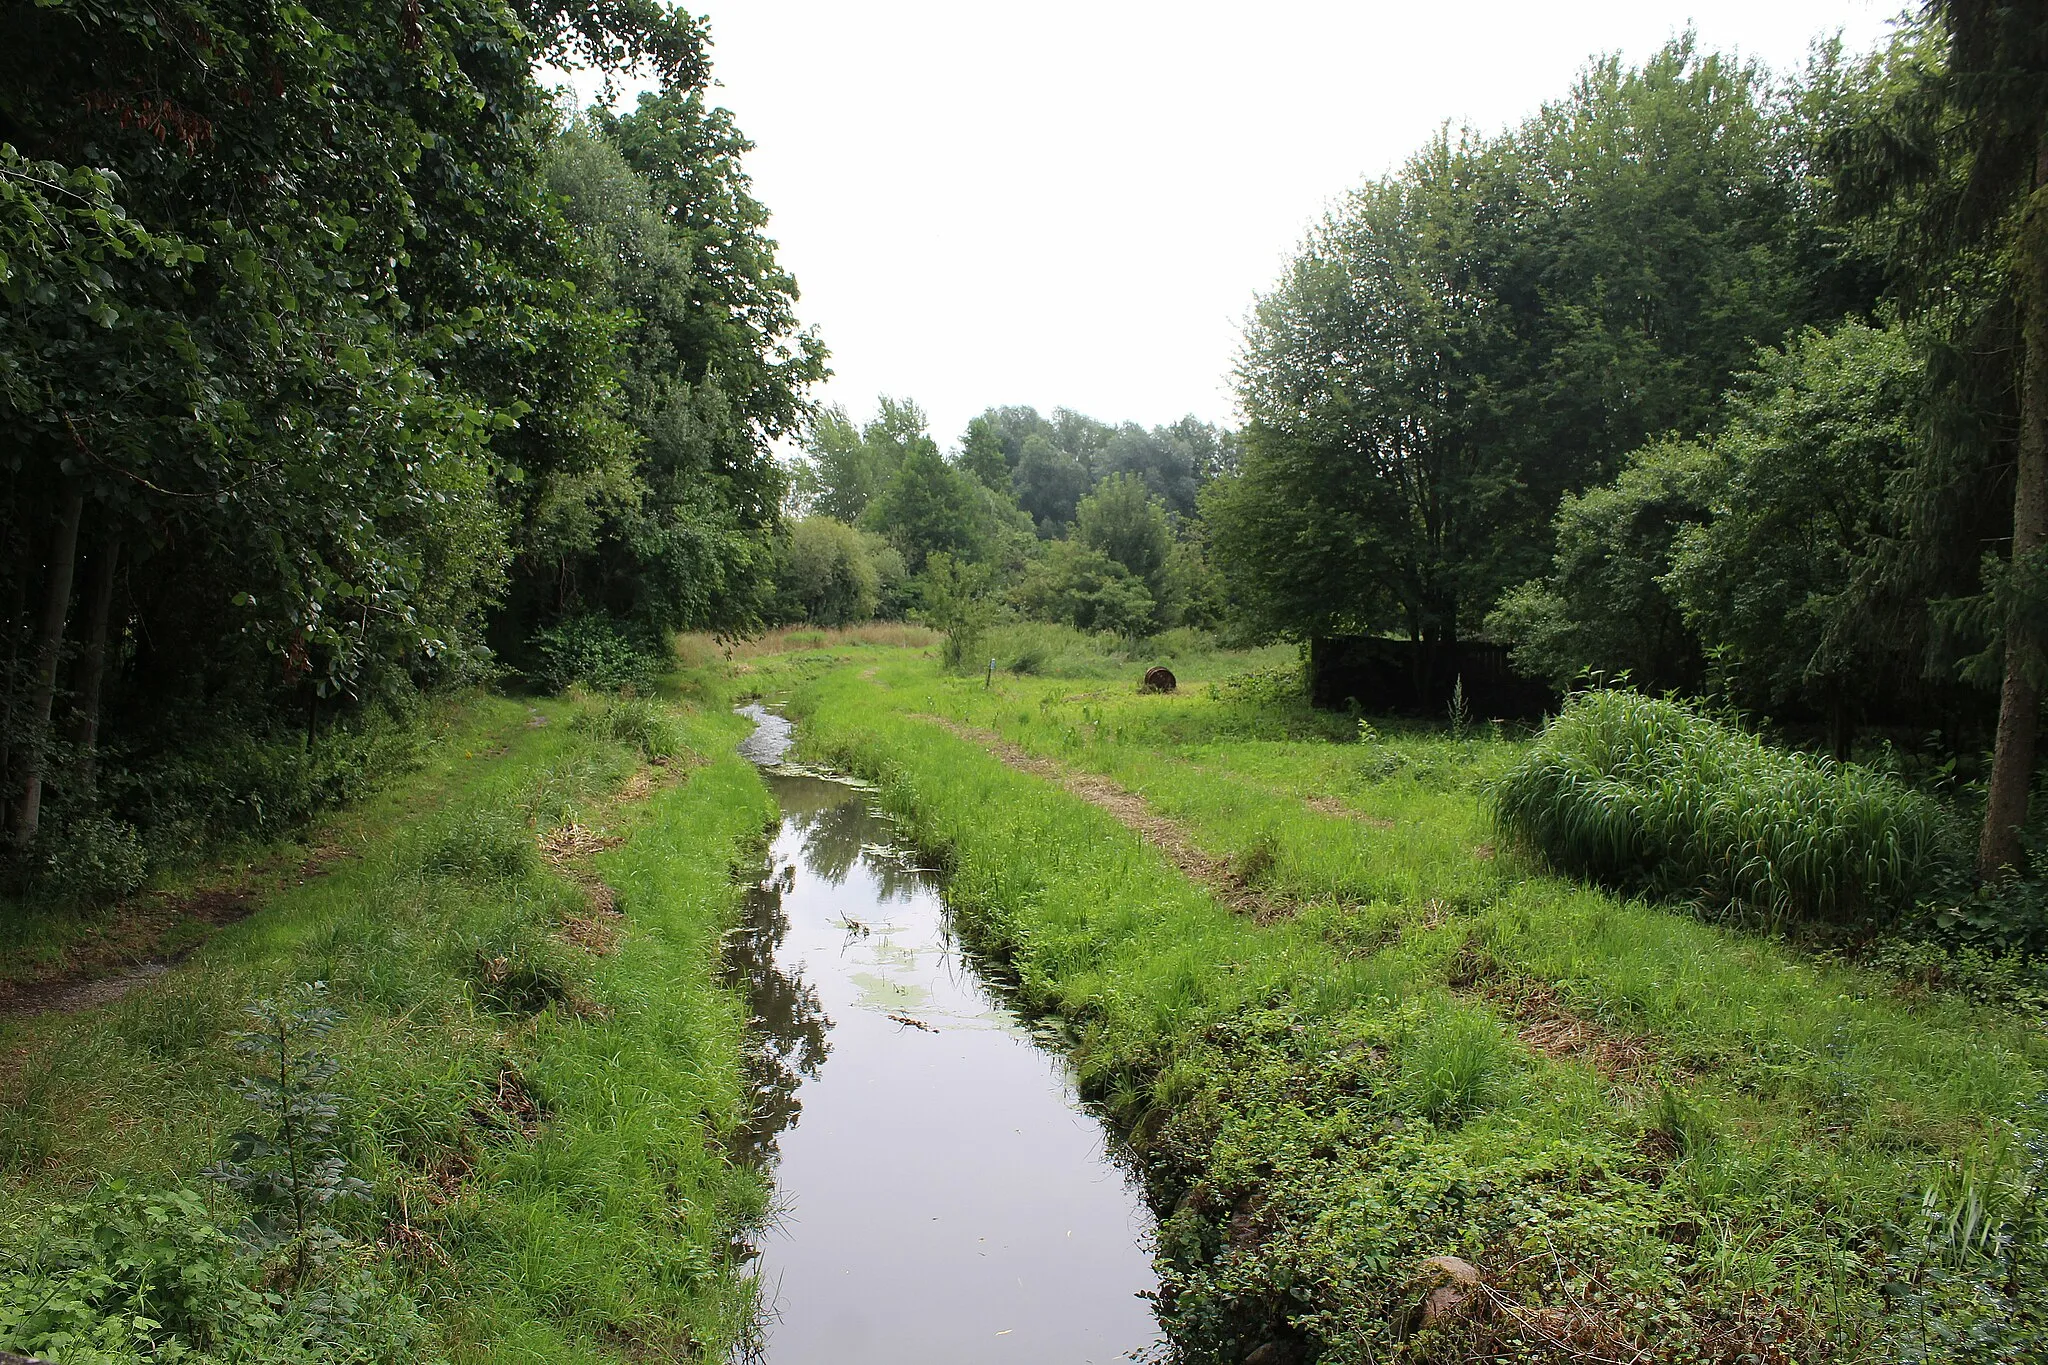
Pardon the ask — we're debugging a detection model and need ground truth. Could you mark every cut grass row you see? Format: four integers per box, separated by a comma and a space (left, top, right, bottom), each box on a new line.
740, 643, 2046, 1361
0, 692, 777, 1363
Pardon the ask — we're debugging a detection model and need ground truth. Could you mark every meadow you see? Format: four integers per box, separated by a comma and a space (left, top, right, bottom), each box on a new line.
719, 631, 2047, 1363
0, 690, 776, 1363
1, 629, 2042, 1364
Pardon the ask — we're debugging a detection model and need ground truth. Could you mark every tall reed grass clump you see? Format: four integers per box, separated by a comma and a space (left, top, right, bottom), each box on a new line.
1495, 690, 1950, 925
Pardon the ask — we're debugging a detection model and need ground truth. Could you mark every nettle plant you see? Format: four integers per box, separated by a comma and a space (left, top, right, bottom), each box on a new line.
205, 983, 370, 1279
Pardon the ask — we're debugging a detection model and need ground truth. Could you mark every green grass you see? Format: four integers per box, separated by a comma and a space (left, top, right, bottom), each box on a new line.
981, 620, 1296, 682
1497, 689, 1950, 926
0, 692, 777, 1363
716, 642, 2048, 1363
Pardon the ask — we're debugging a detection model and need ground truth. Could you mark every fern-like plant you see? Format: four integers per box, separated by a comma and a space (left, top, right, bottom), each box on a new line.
205, 982, 370, 1280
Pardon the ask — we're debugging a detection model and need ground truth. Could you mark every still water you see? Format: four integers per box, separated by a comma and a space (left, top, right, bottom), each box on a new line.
729, 705, 1161, 1364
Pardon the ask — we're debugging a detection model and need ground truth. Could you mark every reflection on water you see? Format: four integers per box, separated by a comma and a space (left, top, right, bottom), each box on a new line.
729, 707, 1162, 1365
724, 856, 828, 1166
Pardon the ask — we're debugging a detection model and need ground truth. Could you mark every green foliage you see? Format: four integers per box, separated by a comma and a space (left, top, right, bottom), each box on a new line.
920, 553, 1001, 671
0, 0, 815, 858
520, 102, 823, 654
1014, 540, 1157, 638
22, 814, 147, 910
1496, 690, 1950, 925
967, 405, 1233, 534
1074, 474, 1180, 631
868, 440, 991, 573
205, 984, 371, 1276
800, 397, 935, 526
528, 613, 665, 696
1215, 38, 1846, 646
571, 695, 683, 762
1010, 431, 1092, 534
772, 517, 885, 625
1488, 438, 1722, 692
1664, 320, 1926, 727
0, 1183, 431, 1365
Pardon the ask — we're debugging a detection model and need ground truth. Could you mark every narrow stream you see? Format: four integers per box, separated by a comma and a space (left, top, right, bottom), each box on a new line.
728, 704, 1162, 1364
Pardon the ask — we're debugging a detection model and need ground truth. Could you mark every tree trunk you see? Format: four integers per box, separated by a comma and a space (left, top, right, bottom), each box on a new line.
0, 574, 23, 838
1826, 693, 1855, 763
1978, 142, 2048, 880
13, 489, 85, 848
68, 534, 121, 798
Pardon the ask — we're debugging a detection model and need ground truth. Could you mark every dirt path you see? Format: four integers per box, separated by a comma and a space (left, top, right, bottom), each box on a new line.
0, 849, 343, 1018
913, 715, 1296, 923
918, 713, 1663, 1083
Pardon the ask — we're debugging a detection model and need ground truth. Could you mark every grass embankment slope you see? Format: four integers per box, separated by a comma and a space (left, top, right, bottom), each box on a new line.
729, 639, 2046, 1363
0, 689, 776, 1364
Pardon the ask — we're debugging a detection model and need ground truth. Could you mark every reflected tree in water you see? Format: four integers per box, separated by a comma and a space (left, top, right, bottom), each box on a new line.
723, 862, 830, 1164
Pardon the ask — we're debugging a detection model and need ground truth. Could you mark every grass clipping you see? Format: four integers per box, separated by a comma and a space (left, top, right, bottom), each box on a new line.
1495, 689, 1944, 926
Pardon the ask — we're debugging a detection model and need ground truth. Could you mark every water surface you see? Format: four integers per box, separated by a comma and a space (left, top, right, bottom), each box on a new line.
730, 705, 1161, 1364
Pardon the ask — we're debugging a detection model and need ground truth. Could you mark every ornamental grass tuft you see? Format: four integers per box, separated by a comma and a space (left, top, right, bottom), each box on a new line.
1495, 689, 1948, 925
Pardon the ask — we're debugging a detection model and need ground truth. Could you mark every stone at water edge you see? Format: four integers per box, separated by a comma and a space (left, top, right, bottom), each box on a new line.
1141, 666, 1177, 693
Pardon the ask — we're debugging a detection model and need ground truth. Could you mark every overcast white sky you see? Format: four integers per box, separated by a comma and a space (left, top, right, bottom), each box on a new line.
570, 2, 1902, 449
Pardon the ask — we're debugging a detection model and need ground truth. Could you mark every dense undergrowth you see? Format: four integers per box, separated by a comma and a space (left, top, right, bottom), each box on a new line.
730, 642, 2047, 1363
3, 689, 438, 917
0, 691, 776, 1363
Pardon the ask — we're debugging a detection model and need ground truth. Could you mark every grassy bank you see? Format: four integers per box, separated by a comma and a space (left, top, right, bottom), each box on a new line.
0, 690, 776, 1363
727, 640, 2046, 1363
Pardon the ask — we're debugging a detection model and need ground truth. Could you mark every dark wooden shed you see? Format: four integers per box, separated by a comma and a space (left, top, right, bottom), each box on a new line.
1308, 637, 1557, 720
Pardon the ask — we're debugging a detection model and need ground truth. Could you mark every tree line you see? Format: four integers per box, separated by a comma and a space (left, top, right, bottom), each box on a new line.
775, 398, 1233, 645
1, 0, 819, 893
1205, 7, 2048, 882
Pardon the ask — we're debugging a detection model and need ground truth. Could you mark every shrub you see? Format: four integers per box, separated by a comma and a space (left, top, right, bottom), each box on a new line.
1495, 689, 1948, 925
0, 1182, 432, 1364
529, 613, 665, 694
920, 553, 1000, 672
204, 984, 371, 1275
26, 814, 147, 909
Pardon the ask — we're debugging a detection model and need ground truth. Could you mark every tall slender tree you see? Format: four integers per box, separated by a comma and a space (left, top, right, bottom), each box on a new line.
1833, 6, 2048, 877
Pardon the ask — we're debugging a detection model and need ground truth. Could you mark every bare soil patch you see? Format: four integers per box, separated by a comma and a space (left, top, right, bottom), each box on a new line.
0, 882, 267, 1016
1491, 983, 1658, 1080
1446, 938, 1661, 1081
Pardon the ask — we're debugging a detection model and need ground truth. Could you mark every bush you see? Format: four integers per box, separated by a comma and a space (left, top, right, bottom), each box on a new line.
74, 692, 427, 874
1495, 689, 1948, 925
25, 814, 147, 909
529, 613, 665, 694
